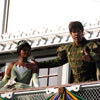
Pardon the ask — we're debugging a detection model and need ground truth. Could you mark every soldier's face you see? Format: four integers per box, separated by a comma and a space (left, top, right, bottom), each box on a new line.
70, 29, 83, 44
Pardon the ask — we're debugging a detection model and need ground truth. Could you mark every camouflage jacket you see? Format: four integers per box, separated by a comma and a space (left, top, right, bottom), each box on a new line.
38, 38, 100, 83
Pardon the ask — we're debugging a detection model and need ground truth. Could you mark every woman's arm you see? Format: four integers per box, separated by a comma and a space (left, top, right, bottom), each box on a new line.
31, 62, 40, 87
0, 75, 10, 88
32, 73, 40, 87
0, 62, 14, 88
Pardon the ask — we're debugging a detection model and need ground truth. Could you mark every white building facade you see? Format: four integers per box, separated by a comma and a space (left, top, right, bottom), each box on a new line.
0, 0, 100, 87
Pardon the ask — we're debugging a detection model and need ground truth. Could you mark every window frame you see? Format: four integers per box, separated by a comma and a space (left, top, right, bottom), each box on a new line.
1, 0, 10, 34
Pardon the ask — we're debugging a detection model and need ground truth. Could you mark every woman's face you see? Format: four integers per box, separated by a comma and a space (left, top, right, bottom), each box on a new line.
20, 46, 31, 58
70, 28, 83, 44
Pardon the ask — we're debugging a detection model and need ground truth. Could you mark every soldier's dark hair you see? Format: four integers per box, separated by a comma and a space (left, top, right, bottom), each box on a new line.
69, 21, 84, 33
17, 40, 31, 55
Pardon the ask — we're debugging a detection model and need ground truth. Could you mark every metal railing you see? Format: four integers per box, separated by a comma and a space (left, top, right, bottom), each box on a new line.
0, 81, 100, 100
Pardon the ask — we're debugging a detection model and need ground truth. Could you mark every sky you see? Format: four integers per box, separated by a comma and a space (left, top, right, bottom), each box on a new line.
7, 0, 100, 33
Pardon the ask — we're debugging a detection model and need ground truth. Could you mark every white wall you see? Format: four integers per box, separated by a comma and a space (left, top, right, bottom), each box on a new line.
7, 0, 100, 33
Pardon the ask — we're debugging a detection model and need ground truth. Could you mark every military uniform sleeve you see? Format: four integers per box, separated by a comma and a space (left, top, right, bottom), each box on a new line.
38, 46, 68, 68
87, 41, 100, 62
94, 41, 100, 81
96, 41, 100, 57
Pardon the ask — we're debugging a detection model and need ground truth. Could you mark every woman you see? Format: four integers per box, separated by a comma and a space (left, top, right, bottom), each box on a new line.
0, 40, 40, 91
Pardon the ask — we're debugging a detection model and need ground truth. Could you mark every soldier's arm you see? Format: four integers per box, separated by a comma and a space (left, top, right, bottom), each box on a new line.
88, 41, 100, 62
94, 41, 100, 81
96, 41, 100, 58
38, 46, 68, 68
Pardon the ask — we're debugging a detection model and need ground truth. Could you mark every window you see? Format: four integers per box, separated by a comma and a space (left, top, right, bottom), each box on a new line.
39, 67, 58, 87
0, 0, 4, 34
0, 0, 10, 34
0, 63, 5, 80
37, 56, 62, 87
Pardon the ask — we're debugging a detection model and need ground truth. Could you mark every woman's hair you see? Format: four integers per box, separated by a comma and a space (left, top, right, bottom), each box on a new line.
69, 21, 84, 33
17, 40, 31, 54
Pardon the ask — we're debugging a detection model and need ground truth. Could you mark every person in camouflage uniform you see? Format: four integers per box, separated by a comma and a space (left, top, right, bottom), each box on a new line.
38, 21, 100, 83
95, 40, 100, 81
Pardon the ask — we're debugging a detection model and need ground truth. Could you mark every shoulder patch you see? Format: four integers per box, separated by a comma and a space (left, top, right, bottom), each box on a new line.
87, 41, 98, 49
57, 45, 65, 52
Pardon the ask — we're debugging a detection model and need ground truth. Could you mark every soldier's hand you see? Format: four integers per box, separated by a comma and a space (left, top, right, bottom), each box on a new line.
82, 49, 91, 62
